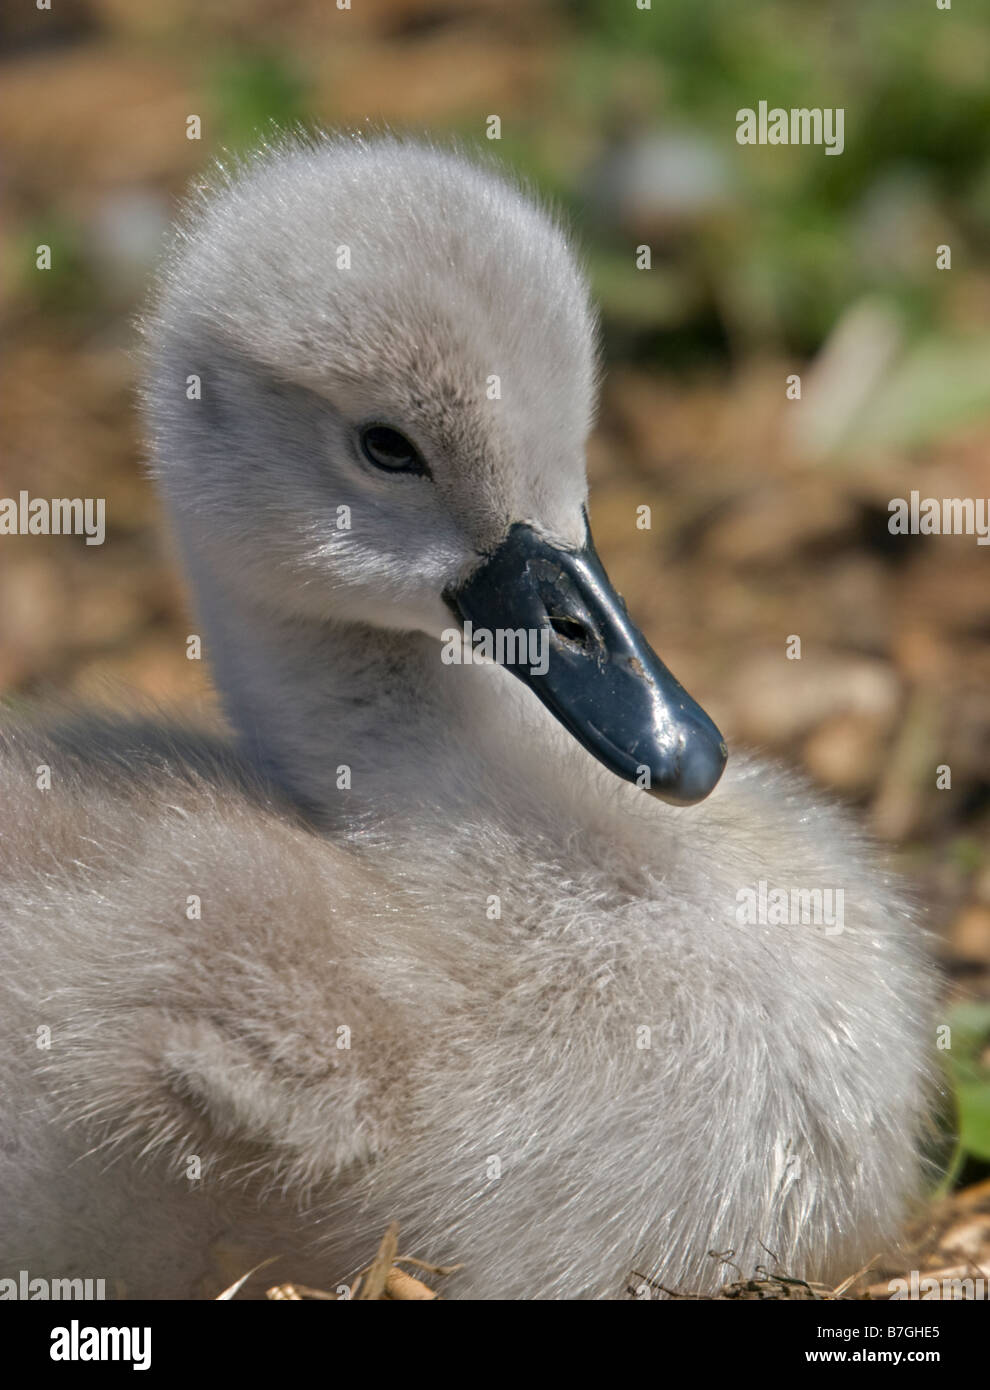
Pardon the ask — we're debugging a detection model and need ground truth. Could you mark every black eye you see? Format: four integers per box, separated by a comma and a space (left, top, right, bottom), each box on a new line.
359, 425, 429, 476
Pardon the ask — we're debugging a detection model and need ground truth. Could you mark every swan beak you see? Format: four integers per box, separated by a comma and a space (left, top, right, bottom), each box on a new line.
444, 522, 728, 805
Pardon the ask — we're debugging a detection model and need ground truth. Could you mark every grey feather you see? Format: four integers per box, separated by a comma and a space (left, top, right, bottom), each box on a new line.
0, 134, 936, 1299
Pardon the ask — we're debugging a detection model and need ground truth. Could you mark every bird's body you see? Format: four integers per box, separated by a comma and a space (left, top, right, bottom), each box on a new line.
0, 137, 933, 1299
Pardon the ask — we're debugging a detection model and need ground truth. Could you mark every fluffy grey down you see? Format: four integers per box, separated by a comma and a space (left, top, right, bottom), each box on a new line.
0, 135, 935, 1299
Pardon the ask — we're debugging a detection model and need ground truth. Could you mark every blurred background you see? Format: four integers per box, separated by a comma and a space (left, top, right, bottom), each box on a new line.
1, 0, 989, 1213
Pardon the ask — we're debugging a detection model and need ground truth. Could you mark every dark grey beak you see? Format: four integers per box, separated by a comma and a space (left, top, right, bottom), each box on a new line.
444, 522, 727, 806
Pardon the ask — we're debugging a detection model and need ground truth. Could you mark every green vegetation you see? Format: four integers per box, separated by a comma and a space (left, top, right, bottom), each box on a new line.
941, 1003, 990, 1188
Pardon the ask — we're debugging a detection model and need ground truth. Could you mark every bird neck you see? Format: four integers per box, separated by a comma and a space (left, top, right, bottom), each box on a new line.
183, 551, 510, 824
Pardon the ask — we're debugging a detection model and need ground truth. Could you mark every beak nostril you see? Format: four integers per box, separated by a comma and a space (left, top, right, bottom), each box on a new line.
549, 615, 593, 647
451, 522, 724, 802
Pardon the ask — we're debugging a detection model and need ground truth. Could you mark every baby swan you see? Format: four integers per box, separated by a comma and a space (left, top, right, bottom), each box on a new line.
0, 136, 933, 1300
